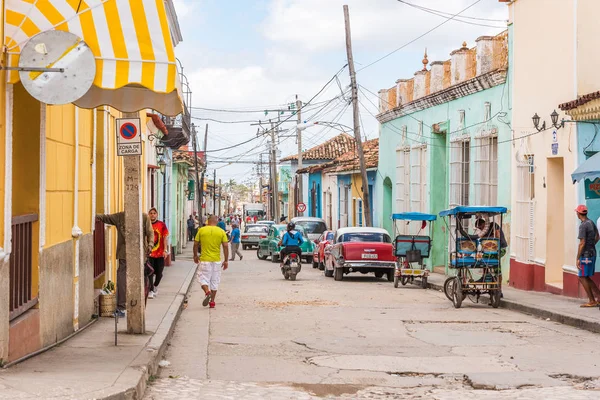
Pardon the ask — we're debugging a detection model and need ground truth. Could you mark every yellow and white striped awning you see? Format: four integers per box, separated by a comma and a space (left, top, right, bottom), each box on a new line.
4, 0, 183, 116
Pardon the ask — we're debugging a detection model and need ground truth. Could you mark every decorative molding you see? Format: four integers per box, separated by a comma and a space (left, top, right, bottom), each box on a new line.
565, 97, 600, 121
377, 69, 507, 124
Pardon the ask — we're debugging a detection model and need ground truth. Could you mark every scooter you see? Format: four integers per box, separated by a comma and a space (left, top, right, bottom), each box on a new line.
281, 252, 302, 281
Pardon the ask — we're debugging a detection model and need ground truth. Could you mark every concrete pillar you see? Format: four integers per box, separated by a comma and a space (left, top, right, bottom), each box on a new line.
123, 112, 145, 334
476, 36, 495, 76
429, 61, 444, 93
413, 71, 427, 100
450, 42, 469, 85
378, 89, 387, 113
397, 79, 412, 105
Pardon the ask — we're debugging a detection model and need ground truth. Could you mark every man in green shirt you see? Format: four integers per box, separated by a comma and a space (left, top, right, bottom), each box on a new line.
194, 215, 229, 309
96, 212, 154, 317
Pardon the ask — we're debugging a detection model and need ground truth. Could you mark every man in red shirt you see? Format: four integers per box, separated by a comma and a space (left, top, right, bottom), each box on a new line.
148, 208, 169, 299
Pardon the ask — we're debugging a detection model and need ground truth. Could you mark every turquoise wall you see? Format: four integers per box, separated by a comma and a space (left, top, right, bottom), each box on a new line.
308, 172, 323, 218
376, 82, 512, 276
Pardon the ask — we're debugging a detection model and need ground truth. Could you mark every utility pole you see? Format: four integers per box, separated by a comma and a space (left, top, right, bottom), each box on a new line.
343, 5, 372, 227
191, 124, 203, 218
199, 124, 208, 222
296, 95, 303, 217
213, 169, 217, 216
122, 112, 144, 334
258, 154, 264, 210
218, 179, 222, 216
270, 120, 279, 221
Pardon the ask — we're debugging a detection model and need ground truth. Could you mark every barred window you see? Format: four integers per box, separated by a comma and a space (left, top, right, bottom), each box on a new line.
515, 154, 535, 261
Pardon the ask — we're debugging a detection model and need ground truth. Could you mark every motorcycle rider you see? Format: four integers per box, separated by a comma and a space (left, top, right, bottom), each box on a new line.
279, 222, 304, 267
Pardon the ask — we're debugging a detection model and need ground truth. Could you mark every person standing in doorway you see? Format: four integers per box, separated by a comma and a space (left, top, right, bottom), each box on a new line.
148, 208, 169, 299
193, 215, 229, 309
96, 212, 154, 317
575, 205, 600, 307
229, 222, 243, 261
187, 215, 195, 241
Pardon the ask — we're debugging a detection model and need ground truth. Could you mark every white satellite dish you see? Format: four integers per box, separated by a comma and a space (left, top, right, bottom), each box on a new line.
18, 31, 96, 105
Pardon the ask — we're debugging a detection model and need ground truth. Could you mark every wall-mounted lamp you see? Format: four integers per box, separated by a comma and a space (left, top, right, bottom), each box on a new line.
532, 109, 562, 132
158, 156, 167, 174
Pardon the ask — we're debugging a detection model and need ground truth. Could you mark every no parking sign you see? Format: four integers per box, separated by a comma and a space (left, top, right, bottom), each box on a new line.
116, 118, 142, 156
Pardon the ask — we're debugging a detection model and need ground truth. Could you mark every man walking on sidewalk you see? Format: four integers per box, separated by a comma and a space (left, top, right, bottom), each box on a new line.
230, 222, 243, 261
148, 208, 169, 299
187, 215, 195, 241
575, 205, 600, 307
96, 212, 154, 317
193, 215, 229, 309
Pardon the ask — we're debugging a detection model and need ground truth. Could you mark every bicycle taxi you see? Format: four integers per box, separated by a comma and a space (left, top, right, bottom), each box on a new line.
392, 212, 437, 289
439, 206, 507, 309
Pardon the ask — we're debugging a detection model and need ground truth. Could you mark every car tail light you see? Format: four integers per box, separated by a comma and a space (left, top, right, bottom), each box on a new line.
260, 235, 267, 239
242, 235, 249, 239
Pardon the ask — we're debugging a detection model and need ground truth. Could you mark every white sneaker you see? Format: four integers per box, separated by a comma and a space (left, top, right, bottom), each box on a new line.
153, 288, 158, 296
148, 291, 155, 299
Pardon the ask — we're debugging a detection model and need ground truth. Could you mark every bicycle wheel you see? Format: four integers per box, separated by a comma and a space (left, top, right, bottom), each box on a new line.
443, 277, 455, 301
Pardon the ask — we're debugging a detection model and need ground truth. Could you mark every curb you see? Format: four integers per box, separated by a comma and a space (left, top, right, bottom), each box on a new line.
426, 278, 600, 335
101, 263, 197, 400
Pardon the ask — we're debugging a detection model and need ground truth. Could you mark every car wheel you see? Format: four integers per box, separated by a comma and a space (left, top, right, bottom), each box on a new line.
257, 248, 267, 260
386, 269, 394, 282
318, 262, 325, 271
305, 256, 313, 265
324, 265, 333, 277
374, 272, 384, 279
312, 260, 318, 268
334, 268, 343, 281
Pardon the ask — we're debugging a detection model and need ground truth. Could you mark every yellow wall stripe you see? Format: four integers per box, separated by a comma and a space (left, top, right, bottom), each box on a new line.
130, 0, 156, 87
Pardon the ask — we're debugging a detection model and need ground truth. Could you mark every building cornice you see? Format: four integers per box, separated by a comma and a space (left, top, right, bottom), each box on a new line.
377, 68, 507, 124
564, 98, 600, 121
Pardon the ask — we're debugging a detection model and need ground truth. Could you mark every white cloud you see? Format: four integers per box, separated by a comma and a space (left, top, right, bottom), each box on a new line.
172, 0, 195, 19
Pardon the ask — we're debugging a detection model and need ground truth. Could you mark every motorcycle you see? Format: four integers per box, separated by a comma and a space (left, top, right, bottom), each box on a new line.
281, 252, 302, 281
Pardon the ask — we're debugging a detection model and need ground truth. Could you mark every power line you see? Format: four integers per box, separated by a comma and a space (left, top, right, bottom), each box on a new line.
397, 0, 506, 27
357, 0, 485, 72
203, 64, 348, 154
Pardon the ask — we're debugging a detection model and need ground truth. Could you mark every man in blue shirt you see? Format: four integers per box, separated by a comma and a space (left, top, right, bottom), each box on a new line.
229, 222, 243, 261
217, 217, 227, 231
279, 222, 304, 266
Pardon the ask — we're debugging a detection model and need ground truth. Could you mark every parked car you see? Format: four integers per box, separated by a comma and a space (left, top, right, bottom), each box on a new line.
312, 230, 335, 270
241, 224, 268, 250
290, 217, 327, 241
257, 224, 315, 264
324, 227, 395, 281
256, 220, 275, 228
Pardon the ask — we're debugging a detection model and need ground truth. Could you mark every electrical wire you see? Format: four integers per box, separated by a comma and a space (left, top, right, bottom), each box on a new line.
357, 0, 485, 72
397, 0, 506, 28
202, 64, 347, 153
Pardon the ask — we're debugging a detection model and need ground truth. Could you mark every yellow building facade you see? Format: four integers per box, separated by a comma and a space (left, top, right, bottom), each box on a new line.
0, 0, 184, 364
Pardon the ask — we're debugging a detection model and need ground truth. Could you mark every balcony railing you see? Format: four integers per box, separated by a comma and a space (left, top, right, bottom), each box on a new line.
10, 214, 38, 321
94, 219, 106, 279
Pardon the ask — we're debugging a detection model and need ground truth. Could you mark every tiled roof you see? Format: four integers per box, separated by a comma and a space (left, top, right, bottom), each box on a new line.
322, 138, 379, 174
280, 133, 356, 162
559, 91, 600, 111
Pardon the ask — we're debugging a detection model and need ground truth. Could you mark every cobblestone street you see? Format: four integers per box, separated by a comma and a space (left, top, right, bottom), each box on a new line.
144, 250, 600, 399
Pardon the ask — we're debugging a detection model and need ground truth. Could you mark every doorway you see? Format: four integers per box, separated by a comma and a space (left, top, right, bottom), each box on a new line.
383, 177, 393, 234
546, 157, 564, 286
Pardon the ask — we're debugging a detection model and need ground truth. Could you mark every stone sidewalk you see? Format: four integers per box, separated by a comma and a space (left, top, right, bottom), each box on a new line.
427, 272, 600, 334
0, 248, 197, 400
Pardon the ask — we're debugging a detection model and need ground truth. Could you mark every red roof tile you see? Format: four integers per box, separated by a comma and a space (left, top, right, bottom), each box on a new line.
559, 90, 600, 111
322, 138, 379, 174
280, 133, 356, 162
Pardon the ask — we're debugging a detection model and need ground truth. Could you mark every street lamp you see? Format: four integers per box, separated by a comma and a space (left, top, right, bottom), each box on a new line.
532, 110, 563, 132
155, 142, 165, 157
158, 156, 167, 174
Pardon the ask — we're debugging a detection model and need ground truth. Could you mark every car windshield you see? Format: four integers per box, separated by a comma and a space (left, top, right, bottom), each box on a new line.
326, 232, 334, 241
338, 232, 391, 243
295, 221, 327, 234
245, 225, 267, 233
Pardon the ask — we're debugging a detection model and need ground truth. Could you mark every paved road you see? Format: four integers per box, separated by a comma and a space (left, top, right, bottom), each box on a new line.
145, 247, 600, 399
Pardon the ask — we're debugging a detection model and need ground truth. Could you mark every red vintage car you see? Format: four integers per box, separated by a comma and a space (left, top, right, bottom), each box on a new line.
324, 227, 396, 281
312, 230, 335, 270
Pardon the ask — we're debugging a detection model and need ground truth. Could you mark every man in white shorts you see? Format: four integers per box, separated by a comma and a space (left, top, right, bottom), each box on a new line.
193, 215, 229, 309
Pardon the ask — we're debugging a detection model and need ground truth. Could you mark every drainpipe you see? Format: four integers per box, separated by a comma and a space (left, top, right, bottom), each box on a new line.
39, 104, 46, 250
102, 107, 112, 282
91, 109, 97, 232
72, 107, 83, 331
1, 85, 13, 261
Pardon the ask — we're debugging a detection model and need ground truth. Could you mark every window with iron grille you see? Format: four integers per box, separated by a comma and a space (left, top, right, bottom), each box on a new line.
339, 185, 347, 228
474, 103, 498, 206
450, 110, 470, 207
515, 154, 535, 261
